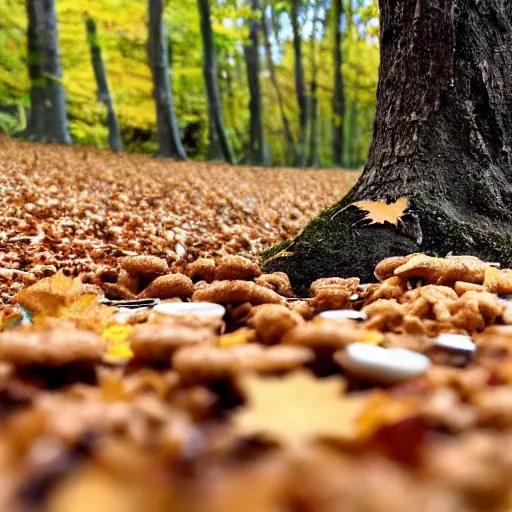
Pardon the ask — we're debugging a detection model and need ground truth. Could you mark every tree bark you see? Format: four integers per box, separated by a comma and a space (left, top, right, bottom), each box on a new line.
197, 0, 234, 164
38, 0, 71, 144
261, 2, 296, 165
291, 0, 308, 167
148, 0, 186, 160
86, 17, 122, 152
332, 0, 345, 167
25, 0, 46, 141
264, 0, 512, 295
244, 0, 268, 166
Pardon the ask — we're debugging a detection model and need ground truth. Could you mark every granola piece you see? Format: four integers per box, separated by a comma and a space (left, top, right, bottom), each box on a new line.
382, 333, 432, 353
363, 300, 406, 331
173, 343, 312, 382
214, 255, 262, 281
186, 258, 217, 283
254, 272, 294, 298
120, 255, 169, 279
401, 286, 458, 323
364, 277, 407, 305
288, 300, 316, 320
0, 328, 104, 367
101, 282, 137, 300
138, 273, 194, 299
281, 320, 380, 350
308, 277, 360, 313
454, 281, 485, 296
192, 280, 285, 305
374, 254, 420, 281
473, 386, 512, 428
483, 266, 512, 294
129, 323, 216, 363
394, 254, 488, 285
249, 304, 305, 345
117, 269, 140, 294
448, 291, 504, 332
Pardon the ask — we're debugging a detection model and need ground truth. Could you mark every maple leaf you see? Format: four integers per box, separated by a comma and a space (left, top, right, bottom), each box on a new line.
349, 197, 408, 227
233, 370, 367, 447
102, 324, 134, 363
15, 271, 84, 316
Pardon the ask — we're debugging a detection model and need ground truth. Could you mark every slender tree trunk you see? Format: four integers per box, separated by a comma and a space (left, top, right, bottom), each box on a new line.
265, 0, 512, 294
332, 0, 345, 167
25, 0, 46, 141
307, 0, 321, 168
291, 0, 307, 167
86, 17, 122, 152
148, 0, 186, 159
38, 0, 71, 144
262, 3, 295, 165
244, 0, 268, 166
197, 0, 234, 164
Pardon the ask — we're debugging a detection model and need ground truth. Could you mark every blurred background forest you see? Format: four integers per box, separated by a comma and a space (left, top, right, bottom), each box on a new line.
0, 0, 379, 168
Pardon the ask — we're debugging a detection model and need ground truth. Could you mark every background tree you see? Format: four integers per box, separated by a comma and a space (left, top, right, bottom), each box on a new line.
290, 0, 307, 167
331, 0, 345, 166
265, 0, 512, 293
39, 0, 71, 143
24, 0, 70, 143
25, 0, 45, 140
148, 0, 186, 159
197, 0, 234, 163
244, 0, 268, 166
86, 16, 122, 152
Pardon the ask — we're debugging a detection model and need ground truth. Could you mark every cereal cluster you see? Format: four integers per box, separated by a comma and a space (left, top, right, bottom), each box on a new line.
0, 249, 511, 511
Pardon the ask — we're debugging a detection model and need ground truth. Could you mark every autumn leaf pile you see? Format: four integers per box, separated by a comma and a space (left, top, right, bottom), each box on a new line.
4, 138, 512, 510
0, 137, 356, 310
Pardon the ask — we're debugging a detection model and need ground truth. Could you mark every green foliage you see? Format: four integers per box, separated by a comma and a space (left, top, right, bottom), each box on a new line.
0, 112, 19, 134
0, 0, 379, 167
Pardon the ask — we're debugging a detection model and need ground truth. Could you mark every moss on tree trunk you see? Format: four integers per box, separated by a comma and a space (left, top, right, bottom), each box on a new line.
264, 0, 512, 296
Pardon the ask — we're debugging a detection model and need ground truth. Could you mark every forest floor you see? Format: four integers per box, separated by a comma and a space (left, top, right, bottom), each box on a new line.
2, 136, 512, 511
0, 136, 357, 307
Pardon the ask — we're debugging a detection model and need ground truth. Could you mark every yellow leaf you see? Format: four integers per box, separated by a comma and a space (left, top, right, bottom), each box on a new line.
15, 271, 83, 316
102, 324, 134, 363
350, 197, 408, 227
219, 328, 257, 348
56, 294, 115, 333
357, 392, 418, 440
233, 370, 367, 448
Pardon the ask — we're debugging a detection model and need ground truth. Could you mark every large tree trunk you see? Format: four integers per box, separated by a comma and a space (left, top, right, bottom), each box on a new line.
86, 17, 122, 152
25, 0, 46, 141
148, 0, 186, 160
331, 0, 345, 167
291, 0, 308, 167
264, 0, 512, 295
261, 2, 296, 165
197, 0, 234, 164
38, 0, 71, 144
244, 0, 268, 166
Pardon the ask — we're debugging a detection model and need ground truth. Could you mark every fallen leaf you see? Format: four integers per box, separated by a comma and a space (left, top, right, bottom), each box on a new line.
357, 392, 419, 440
350, 197, 408, 227
233, 370, 366, 447
14, 271, 84, 316
219, 328, 257, 348
55, 294, 115, 333
102, 324, 134, 363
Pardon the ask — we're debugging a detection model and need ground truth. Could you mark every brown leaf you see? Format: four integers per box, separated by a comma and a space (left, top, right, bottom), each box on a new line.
351, 197, 408, 227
